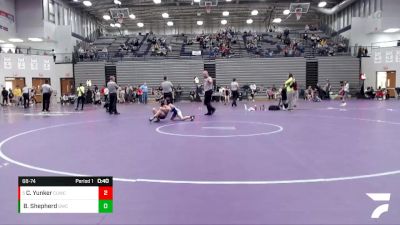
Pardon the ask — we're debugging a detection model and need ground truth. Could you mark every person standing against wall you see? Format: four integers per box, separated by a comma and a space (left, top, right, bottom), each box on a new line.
161, 76, 173, 103
1, 87, 8, 106
250, 83, 256, 102
203, 70, 216, 115
51, 49, 56, 62
75, 83, 85, 110
341, 81, 349, 107
41, 80, 52, 112
22, 85, 30, 108
324, 79, 331, 100
230, 78, 239, 107
140, 82, 148, 104
107, 76, 120, 115
284, 73, 295, 111
13, 86, 22, 106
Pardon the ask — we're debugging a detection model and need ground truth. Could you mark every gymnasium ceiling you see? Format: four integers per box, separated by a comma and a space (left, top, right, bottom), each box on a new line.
69, 0, 344, 30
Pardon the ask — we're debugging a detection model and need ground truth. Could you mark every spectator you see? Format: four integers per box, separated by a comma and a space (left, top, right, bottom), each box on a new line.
8, 88, 14, 104
13, 86, 22, 106
140, 83, 148, 104
1, 87, 8, 106
305, 86, 313, 101
136, 86, 142, 104
51, 49, 56, 62
324, 79, 331, 99
284, 73, 295, 111
94, 89, 101, 105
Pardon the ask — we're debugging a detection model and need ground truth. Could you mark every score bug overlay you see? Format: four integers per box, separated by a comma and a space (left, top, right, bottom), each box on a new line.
18, 176, 113, 213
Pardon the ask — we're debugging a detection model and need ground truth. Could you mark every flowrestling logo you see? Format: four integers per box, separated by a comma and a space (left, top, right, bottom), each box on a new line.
366, 193, 391, 219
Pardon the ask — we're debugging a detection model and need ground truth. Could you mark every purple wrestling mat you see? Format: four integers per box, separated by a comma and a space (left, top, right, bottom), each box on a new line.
0, 100, 399, 224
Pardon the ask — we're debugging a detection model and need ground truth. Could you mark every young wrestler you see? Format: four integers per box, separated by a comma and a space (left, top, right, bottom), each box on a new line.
167, 101, 195, 121
149, 100, 171, 122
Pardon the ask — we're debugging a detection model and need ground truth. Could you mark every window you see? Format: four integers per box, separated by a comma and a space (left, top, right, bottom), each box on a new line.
64, 8, 69, 25
48, 0, 55, 23
58, 4, 63, 25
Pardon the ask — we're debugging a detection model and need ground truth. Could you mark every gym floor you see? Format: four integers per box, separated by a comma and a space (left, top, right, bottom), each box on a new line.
0, 100, 399, 224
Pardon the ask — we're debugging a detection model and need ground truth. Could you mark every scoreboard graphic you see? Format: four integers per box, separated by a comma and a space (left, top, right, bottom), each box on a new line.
18, 177, 113, 213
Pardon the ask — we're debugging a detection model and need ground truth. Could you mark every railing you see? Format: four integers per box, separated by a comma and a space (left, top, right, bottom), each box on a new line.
0, 47, 73, 63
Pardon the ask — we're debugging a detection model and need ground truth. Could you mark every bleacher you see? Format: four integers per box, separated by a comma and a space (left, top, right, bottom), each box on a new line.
77, 29, 349, 62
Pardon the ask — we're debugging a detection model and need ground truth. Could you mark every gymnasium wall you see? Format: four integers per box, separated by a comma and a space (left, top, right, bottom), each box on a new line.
318, 57, 361, 92
0, 53, 73, 100
116, 60, 202, 92
74, 62, 106, 88
216, 58, 306, 89
362, 46, 400, 88
74, 57, 360, 94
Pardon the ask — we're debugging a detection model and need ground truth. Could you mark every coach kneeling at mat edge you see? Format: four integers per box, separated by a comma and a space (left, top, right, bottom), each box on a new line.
161, 76, 173, 103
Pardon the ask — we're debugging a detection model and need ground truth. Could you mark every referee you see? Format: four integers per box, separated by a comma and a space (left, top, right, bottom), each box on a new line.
230, 78, 239, 107
203, 71, 215, 115
107, 76, 120, 115
161, 76, 173, 103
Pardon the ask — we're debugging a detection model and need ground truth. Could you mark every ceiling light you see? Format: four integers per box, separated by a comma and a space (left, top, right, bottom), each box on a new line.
73, 0, 79, 2
318, 1, 327, 8
251, 10, 258, 16
246, 19, 253, 24
283, 9, 290, 15
221, 19, 227, 25
162, 12, 169, 18
0, 40, 5, 43
82, 1, 92, 6
197, 20, 203, 26
167, 21, 173, 26
222, 11, 229, 16
194, 0, 200, 2
272, 18, 282, 23
383, 28, 400, 33
153, 0, 161, 4
137, 22, 144, 27
114, 0, 121, 5
226, 0, 232, 1
8, 38, 23, 43
115, 23, 121, 28
103, 15, 111, 20
129, 14, 136, 19
28, 38, 43, 42
110, 23, 115, 27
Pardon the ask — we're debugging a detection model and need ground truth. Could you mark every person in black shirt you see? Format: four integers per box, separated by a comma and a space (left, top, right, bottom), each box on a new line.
1, 87, 8, 106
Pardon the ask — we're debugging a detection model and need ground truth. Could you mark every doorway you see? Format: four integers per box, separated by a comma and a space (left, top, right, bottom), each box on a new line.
376, 71, 396, 98
32, 78, 51, 103
4, 77, 26, 90
60, 78, 74, 96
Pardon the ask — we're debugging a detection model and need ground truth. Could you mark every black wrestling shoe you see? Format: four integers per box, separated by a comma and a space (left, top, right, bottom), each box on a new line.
204, 113, 211, 116
190, 115, 195, 121
210, 108, 216, 115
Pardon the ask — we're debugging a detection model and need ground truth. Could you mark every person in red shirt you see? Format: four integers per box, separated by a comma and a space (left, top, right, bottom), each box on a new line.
136, 87, 143, 103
